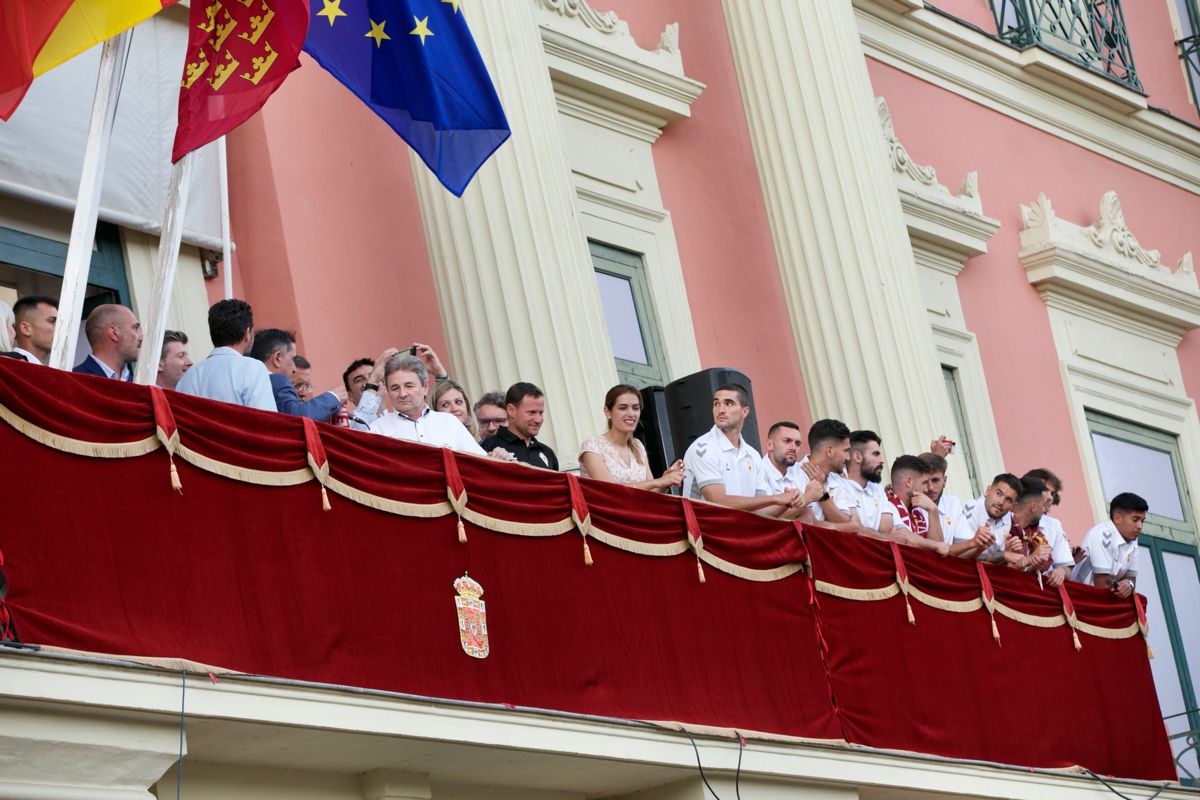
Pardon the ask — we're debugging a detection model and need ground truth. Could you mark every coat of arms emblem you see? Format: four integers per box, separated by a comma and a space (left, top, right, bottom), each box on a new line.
453, 573, 489, 658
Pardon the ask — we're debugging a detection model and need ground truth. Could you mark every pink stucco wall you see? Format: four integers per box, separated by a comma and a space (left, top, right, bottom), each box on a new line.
599, 0, 813, 445
868, 57, 1200, 537
227, 55, 446, 393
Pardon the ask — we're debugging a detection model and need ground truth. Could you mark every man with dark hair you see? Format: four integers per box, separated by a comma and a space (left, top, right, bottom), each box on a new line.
473, 391, 507, 440
681, 383, 802, 515
761, 421, 803, 493
949, 473, 1023, 560
156, 330, 192, 390
1072, 493, 1148, 597
250, 328, 343, 420
797, 418, 853, 523
11, 295, 58, 364
917, 450, 967, 541
886, 455, 944, 541
827, 430, 894, 532
1006, 477, 1055, 578
481, 382, 559, 469
73, 304, 142, 380
343, 357, 374, 405
1020, 468, 1073, 586
177, 299, 274, 410
291, 355, 313, 401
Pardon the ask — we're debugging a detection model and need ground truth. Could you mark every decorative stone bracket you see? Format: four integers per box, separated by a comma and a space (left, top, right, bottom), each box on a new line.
1020, 191, 1200, 342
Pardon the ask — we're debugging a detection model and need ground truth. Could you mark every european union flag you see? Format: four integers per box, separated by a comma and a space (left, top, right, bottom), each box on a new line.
304, 0, 510, 196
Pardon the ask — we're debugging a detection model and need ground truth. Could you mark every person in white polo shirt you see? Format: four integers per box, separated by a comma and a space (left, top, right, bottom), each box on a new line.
946, 473, 1023, 561
1021, 468, 1075, 587
1072, 493, 1148, 598
797, 418, 853, 523
682, 384, 806, 516
370, 354, 502, 459
827, 430, 894, 531
760, 420, 806, 493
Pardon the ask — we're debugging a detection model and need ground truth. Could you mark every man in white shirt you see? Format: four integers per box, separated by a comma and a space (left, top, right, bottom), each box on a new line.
682, 384, 803, 515
10, 295, 58, 365
761, 420, 806, 493
177, 299, 275, 411
828, 430, 894, 532
1021, 468, 1074, 586
947, 473, 1023, 561
917, 449, 966, 539
72, 304, 142, 380
1073, 493, 1148, 598
886, 455, 945, 541
797, 418, 853, 523
369, 354, 486, 456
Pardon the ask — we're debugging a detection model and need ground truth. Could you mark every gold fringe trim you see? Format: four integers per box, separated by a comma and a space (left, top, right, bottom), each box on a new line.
993, 603, 1065, 629
0, 401, 160, 458
324, 477, 453, 518
176, 445, 313, 486
698, 550, 804, 582
815, 581, 901, 602
459, 506, 574, 537
907, 586, 983, 614
588, 527, 690, 557
1074, 619, 1140, 640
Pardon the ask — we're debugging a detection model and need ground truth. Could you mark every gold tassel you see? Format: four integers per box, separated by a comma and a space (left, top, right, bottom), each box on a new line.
321, 485, 331, 512
457, 517, 467, 543
1147, 644, 1155, 660
697, 559, 707, 583
582, 539, 594, 566
169, 460, 182, 493
991, 616, 1001, 646
905, 597, 915, 625
1072, 628, 1082, 651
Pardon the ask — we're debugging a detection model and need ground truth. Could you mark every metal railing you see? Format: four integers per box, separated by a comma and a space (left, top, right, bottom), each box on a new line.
1180, 32, 1200, 108
993, 0, 1142, 91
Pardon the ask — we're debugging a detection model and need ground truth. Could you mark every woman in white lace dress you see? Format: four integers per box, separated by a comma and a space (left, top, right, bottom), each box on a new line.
578, 384, 683, 492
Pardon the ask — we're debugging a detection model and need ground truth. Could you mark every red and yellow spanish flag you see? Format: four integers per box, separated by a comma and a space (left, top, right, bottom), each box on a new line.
1, 0, 176, 121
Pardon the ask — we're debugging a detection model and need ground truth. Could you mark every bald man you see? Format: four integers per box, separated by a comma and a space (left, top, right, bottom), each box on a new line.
73, 304, 143, 381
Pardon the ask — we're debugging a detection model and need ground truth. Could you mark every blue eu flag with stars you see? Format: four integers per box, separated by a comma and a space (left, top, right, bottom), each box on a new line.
305, 0, 510, 196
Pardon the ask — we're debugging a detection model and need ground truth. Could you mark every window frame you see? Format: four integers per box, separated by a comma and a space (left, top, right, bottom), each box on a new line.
940, 364, 982, 496
0, 222, 131, 308
588, 240, 671, 389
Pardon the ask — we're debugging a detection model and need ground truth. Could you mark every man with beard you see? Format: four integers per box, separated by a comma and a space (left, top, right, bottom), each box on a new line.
682, 384, 805, 515
73, 304, 142, 380
948, 473, 1023, 561
885, 455, 945, 542
761, 421, 805, 493
917, 451, 967, 540
1020, 468, 1074, 586
1006, 476, 1055, 578
797, 418, 853, 523
828, 430, 894, 532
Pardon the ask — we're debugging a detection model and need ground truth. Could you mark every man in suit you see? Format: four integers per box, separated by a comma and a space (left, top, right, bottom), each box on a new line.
249, 328, 344, 420
73, 304, 142, 380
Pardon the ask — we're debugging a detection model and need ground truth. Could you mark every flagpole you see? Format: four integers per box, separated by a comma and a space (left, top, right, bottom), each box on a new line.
217, 136, 234, 299
48, 29, 133, 370
135, 153, 196, 385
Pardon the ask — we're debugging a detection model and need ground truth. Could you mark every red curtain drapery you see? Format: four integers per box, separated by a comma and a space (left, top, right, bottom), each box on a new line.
0, 360, 1175, 779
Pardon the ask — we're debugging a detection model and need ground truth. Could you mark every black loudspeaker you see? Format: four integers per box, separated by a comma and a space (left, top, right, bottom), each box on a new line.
635, 385, 675, 477
666, 368, 761, 457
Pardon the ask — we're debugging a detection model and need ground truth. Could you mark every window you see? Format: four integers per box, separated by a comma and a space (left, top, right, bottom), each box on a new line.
992, 0, 1142, 90
589, 241, 670, 388
941, 365, 982, 496
1088, 410, 1199, 782
1172, 0, 1200, 106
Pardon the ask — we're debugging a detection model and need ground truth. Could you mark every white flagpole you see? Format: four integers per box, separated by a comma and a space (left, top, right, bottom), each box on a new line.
217, 136, 233, 299
135, 152, 196, 385
48, 30, 133, 370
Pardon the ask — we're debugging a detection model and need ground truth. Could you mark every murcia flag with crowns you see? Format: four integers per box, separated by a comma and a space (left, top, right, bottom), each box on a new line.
172, 0, 309, 161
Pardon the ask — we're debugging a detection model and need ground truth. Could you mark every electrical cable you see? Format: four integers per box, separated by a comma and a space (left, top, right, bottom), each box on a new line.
1084, 769, 1169, 800
176, 668, 186, 800
734, 730, 744, 800
681, 727, 722, 800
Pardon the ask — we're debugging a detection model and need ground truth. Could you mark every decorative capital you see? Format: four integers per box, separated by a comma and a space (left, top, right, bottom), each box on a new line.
1086, 191, 1161, 270
878, 97, 936, 187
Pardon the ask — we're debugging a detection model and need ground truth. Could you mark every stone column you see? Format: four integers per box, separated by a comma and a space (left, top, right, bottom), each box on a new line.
409, 0, 618, 463
720, 1, 954, 456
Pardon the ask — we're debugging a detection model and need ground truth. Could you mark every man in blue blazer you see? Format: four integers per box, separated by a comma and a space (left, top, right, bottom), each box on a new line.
73, 304, 142, 381
249, 328, 344, 421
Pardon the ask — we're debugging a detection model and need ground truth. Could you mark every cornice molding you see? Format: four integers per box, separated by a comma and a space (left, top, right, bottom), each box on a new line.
878, 97, 1000, 267
1019, 191, 1200, 342
854, 0, 1200, 196
534, 0, 704, 138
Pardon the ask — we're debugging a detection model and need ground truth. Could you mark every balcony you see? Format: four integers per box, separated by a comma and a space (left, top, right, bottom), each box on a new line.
993, 0, 1143, 91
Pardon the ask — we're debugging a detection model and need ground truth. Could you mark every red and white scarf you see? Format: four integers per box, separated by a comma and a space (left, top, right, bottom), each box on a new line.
886, 486, 928, 536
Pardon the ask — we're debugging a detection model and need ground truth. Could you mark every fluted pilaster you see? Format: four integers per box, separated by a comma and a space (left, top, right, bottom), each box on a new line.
721, 1, 953, 455
410, 0, 617, 464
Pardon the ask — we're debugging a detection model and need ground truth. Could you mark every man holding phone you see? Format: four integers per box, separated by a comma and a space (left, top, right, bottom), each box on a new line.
349, 342, 449, 430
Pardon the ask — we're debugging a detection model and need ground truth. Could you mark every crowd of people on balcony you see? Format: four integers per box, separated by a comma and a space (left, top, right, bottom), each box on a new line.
0, 295, 1146, 597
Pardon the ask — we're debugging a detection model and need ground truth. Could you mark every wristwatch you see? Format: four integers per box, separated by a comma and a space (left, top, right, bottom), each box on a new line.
364, 382, 379, 392
819, 492, 830, 502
